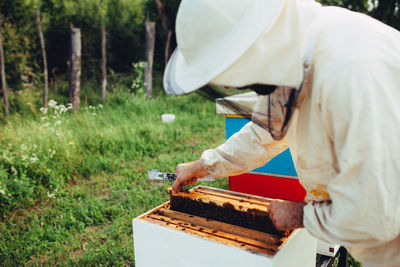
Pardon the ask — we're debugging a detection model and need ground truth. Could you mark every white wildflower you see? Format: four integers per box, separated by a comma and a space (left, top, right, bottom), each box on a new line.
92, 113, 97, 116
8, 143, 12, 148
11, 166, 17, 174
55, 131, 60, 136
60, 105, 67, 113
21, 144, 27, 150
52, 115, 57, 119
44, 122, 50, 127
55, 120, 62, 126
48, 100, 57, 108
30, 157, 39, 163
40, 107, 48, 115
98, 104, 103, 109
22, 155, 27, 161
47, 192, 56, 199
41, 116, 47, 121
67, 103, 73, 110
0, 189, 5, 195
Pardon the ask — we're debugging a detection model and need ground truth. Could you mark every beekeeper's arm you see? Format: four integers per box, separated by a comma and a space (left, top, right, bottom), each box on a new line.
200, 119, 288, 177
303, 60, 400, 247
172, 97, 288, 193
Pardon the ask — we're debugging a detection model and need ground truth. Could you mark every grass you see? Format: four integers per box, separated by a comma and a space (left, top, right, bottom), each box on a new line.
0, 88, 228, 265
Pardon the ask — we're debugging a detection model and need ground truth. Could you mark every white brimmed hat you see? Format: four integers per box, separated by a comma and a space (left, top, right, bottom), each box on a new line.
164, 0, 286, 95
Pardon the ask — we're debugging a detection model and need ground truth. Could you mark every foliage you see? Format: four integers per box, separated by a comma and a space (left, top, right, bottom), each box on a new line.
42, 0, 147, 77
144, 0, 181, 69
0, 82, 227, 264
0, 84, 225, 214
0, 1, 41, 89
1, 0, 399, 96
317, 0, 400, 29
131, 61, 146, 95
0, 0, 148, 93
317, 0, 368, 12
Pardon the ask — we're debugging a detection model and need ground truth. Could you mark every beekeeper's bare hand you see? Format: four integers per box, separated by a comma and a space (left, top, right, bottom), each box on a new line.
172, 160, 209, 194
269, 199, 305, 231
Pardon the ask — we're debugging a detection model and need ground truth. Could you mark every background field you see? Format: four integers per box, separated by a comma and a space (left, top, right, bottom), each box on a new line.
0, 81, 229, 265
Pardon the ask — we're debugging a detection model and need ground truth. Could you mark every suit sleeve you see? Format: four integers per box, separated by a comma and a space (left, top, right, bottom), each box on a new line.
200, 96, 289, 178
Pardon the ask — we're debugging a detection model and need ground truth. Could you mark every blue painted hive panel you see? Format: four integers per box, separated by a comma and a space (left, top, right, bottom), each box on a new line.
225, 117, 297, 177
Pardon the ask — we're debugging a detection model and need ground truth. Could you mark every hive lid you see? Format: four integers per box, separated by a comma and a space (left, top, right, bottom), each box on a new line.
216, 92, 260, 116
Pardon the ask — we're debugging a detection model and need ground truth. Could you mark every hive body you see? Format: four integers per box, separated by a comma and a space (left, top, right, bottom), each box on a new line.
133, 186, 316, 267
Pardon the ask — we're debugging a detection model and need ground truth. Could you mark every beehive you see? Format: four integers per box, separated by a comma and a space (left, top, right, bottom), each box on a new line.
133, 186, 316, 267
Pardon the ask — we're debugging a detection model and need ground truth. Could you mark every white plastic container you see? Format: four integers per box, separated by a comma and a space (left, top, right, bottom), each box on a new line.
161, 114, 176, 123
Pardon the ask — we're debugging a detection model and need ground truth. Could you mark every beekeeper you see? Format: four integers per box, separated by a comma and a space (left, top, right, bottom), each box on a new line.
163, 0, 400, 266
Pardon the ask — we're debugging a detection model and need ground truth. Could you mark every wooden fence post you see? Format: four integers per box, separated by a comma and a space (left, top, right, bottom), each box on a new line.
144, 21, 155, 99
101, 25, 107, 102
165, 30, 172, 67
36, 9, 49, 108
69, 26, 81, 111
0, 15, 9, 118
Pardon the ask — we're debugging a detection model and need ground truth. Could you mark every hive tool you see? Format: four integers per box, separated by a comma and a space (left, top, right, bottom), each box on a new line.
148, 169, 215, 181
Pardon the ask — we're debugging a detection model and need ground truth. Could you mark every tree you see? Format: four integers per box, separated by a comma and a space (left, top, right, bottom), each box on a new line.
0, 0, 40, 91
101, 24, 107, 102
69, 26, 81, 111
36, 9, 48, 108
144, 20, 155, 99
317, 0, 400, 30
0, 15, 9, 117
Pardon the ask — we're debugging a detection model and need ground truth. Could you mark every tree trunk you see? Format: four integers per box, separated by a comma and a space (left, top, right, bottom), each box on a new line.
69, 27, 81, 111
0, 15, 9, 118
155, 0, 168, 35
144, 21, 155, 99
164, 30, 172, 67
36, 9, 49, 108
155, 0, 174, 67
101, 25, 107, 102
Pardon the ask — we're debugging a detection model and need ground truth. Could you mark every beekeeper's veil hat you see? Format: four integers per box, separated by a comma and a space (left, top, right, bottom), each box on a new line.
164, 0, 321, 139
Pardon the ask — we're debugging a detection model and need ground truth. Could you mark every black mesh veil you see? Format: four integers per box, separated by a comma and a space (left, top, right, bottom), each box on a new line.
196, 84, 301, 141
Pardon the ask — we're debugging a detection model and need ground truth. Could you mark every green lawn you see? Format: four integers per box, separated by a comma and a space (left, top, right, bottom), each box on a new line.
0, 90, 228, 265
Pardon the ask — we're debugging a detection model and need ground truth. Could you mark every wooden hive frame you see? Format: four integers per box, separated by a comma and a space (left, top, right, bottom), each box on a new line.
138, 186, 292, 256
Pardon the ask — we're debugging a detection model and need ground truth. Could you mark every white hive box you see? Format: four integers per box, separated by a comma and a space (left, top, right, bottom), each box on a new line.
133, 186, 316, 267
317, 239, 340, 257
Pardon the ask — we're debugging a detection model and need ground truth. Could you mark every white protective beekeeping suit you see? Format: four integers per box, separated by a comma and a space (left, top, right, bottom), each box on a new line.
164, 0, 400, 266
